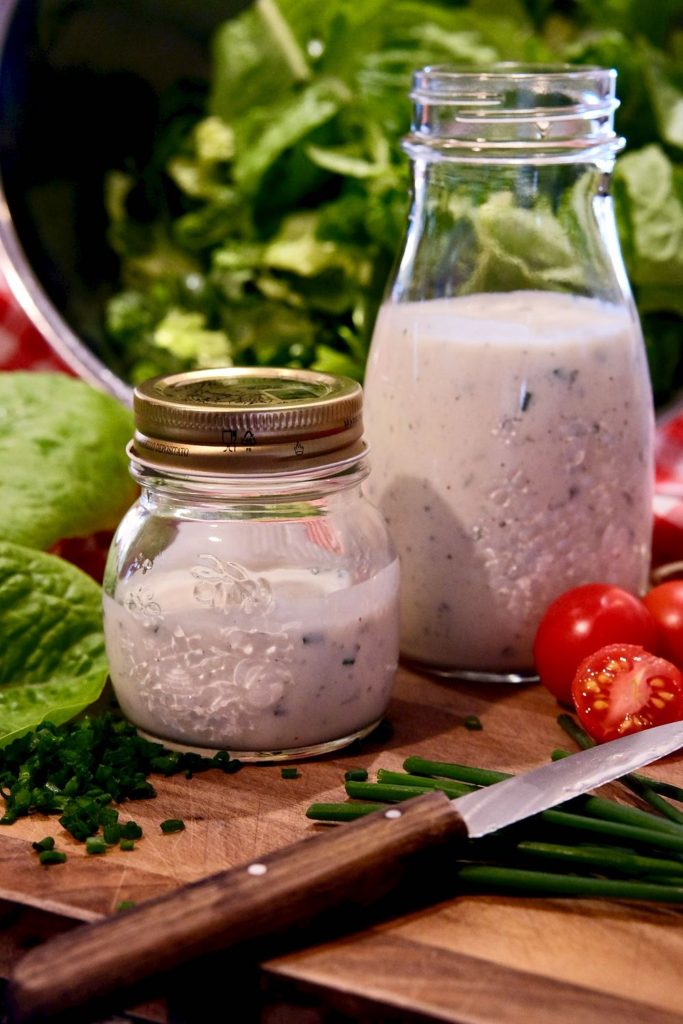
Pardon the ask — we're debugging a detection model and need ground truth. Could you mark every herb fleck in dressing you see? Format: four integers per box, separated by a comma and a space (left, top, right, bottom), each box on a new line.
364, 290, 654, 674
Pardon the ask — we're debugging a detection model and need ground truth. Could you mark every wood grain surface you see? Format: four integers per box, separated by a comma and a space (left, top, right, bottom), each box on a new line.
1, 665, 683, 1022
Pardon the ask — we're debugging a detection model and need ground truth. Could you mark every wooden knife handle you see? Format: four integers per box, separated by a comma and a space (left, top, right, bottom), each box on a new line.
8, 789, 465, 1023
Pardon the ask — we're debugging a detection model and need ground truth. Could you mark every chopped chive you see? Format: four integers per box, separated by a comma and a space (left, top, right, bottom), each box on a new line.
281, 767, 300, 779
160, 818, 185, 834
637, 778, 683, 802
97, 807, 119, 827
455, 864, 683, 903
464, 715, 483, 731
31, 836, 55, 853
345, 780, 433, 803
116, 900, 136, 911
622, 775, 683, 825
85, 837, 107, 855
150, 754, 181, 776
102, 823, 121, 845
376, 769, 474, 798
119, 838, 135, 851
120, 821, 143, 840
306, 802, 383, 821
212, 751, 242, 774
38, 849, 66, 866
344, 768, 369, 782
403, 756, 505, 786
0, 710, 242, 849
556, 713, 594, 750
514, 840, 683, 878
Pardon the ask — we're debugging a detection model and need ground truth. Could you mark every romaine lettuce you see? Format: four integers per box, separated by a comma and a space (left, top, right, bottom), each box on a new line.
0, 542, 109, 746
0, 372, 136, 551
103, 0, 683, 402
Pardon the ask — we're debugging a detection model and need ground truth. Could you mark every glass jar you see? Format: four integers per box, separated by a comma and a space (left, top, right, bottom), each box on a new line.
363, 64, 655, 682
103, 367, 400, 760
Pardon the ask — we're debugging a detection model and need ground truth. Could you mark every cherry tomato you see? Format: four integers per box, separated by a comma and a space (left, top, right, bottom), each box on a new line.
533, 584, 657, 706
571, 643, 683, 743
642, 580, 683, 670
652, 501, 683, 568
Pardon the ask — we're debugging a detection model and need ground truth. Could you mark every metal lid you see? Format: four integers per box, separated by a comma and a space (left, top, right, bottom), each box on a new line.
130, 367, 365, 476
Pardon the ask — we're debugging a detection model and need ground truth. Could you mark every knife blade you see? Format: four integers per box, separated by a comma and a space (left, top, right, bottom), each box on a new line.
455, 719, 683, 837
8, 720, 683, 1024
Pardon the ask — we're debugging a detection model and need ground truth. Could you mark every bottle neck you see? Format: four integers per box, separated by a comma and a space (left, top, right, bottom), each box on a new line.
391, 151, 631, 307
385, 65, 633, 307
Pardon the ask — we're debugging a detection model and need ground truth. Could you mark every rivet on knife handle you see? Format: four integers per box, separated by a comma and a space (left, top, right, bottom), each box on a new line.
8, 790, 465, 1024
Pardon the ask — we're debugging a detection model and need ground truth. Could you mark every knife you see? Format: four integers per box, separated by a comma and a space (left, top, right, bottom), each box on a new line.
8, 720, 683, 1024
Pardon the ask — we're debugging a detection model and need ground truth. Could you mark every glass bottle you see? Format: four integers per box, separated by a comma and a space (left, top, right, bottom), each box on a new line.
363, 64, 654, 682
103, 367, 399, 760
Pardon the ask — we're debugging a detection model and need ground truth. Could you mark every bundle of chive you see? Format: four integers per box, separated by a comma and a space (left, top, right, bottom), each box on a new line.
306, 716, 683, 904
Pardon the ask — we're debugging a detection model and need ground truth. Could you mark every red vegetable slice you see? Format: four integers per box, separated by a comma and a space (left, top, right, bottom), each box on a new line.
571, 643, 683, 743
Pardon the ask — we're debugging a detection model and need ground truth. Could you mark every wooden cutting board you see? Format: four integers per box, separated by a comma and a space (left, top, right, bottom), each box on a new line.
1, 665, 683, 1023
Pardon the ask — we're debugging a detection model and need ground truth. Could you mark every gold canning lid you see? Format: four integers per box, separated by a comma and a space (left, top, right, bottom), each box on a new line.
130, 367, 365, 475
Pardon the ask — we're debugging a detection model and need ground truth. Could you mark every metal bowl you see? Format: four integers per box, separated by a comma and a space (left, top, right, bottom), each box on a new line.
0, 0, 241, 402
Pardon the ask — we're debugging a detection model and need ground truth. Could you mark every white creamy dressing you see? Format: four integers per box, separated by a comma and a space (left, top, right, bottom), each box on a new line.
104, 520, 399, 753
363, 290, 654, 673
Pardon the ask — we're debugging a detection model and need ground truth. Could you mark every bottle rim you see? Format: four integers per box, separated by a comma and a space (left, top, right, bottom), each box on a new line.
407, 62, 623, 164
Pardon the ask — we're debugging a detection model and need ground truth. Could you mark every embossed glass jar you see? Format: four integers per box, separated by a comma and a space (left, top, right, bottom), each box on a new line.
103, 367, 400, 761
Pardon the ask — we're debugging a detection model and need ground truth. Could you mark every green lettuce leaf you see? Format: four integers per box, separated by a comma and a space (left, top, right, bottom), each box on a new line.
233, 78, 351, 196
642, 44, 683, 150
0, 373, 136, 550
209, 0, 311, 123
152, 309, 233, 366
0, 542, 108, 745
614, 145, 683, 289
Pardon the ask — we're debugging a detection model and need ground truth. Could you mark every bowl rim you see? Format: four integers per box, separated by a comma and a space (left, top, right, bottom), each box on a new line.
0, 0, 132, 405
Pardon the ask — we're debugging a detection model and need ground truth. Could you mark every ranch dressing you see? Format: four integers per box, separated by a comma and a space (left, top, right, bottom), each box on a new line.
104, 528, 399, 752
364, 290, 654, 674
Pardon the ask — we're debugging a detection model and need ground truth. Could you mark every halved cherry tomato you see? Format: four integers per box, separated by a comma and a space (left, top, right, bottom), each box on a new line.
642, 580, 683, 671
571, 643, 683, 743
533, 584, 658, 706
